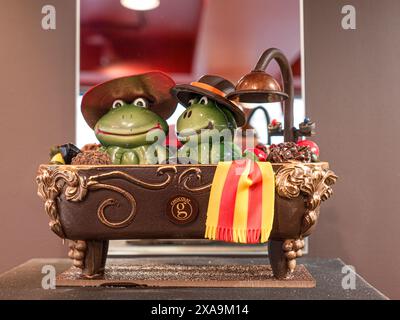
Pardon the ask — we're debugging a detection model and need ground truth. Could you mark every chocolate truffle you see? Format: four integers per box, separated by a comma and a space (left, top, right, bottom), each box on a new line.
81, 143, 101, 152
267, 142, 312, 163
71, 150, 112, 165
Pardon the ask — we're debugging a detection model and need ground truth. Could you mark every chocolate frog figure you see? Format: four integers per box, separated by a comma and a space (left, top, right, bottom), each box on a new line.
81, 72, 177, 164
172, 75, 246, 164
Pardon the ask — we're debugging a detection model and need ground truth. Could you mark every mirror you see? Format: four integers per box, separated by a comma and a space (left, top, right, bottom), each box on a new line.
76, 0, 305, 255
77, 0, 303, 147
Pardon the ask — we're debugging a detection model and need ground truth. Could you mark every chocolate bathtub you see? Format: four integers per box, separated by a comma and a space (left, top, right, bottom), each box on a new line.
36, 162, 337, 279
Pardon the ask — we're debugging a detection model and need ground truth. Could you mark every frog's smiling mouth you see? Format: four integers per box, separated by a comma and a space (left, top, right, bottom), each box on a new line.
177, 121, 214, 137
96, 123, 163, 137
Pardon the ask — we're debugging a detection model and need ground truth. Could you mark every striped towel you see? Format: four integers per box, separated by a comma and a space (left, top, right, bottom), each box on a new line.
205, 160, 275, 243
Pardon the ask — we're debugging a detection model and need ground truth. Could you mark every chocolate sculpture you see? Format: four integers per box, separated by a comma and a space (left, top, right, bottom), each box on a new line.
36, 48, 337, 283
81, 72, 177, 164
173, 75, 245, 164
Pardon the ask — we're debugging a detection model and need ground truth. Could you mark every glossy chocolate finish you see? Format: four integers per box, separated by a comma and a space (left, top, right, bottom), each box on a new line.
37, 162, 336, 278
227, 48, 295, 142
228, 71, 288, 103
39, 162, 329, 241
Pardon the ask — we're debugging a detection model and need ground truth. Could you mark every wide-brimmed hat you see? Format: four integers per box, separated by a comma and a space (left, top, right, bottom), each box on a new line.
171, 75, 245, 127
81, 72, 178, 129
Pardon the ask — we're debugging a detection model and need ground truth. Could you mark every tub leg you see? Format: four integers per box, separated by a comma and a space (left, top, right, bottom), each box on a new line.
268, 240, 289, 279
82, 240, 109, 278
269, 238, 305, 278
282, 238, 305, 274
68, 240, 109, 278
68, 240, 86, 269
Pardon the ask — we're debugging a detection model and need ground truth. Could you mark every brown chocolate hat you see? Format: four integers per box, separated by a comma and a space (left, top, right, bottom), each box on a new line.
81, 72, 178, 129
171, 75, 245, 127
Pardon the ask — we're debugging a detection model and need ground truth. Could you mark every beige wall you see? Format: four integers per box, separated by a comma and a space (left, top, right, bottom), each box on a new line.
194, 0, 300, 81
0, 0, 76, 273
1, 0, 398, 300
304, 0, 400, 299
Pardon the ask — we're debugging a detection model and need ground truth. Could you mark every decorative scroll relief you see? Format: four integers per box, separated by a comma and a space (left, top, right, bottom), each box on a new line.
37, 164, 337, 237
36, 166, 88, 238
87, 166, 177, 190
275, 163, 337, 236
86, 166, 177, 228
178, 167, 213, 193
36, 166, 178, 235
282, 238, 305, 273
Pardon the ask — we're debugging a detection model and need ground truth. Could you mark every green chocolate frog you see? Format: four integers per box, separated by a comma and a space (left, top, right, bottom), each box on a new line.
81, 72, 177, 164
172, 75, 246, 164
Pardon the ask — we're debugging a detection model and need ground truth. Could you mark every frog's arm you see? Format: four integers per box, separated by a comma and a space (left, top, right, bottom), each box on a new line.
103, 146, 127, 164
143, 144, 167, 164
199, 142, 213, 164
211, 141, 243, 163
178, 144, 197, 163
155, 145, 167, 164
121, 150, 140, 164
210, 143, 223, 164
243, 149, 259, 161
177, 145, 188, 158
232, 142, 244, 160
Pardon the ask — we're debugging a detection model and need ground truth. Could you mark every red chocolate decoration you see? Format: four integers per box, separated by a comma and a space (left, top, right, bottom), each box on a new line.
297, 140, 320, 156
244, 147, 268, 161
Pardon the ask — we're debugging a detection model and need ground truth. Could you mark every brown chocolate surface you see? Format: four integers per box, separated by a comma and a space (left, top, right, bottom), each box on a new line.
44, 163, 328, 241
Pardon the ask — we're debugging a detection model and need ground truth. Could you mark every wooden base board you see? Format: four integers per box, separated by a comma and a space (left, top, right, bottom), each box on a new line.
56, 261, 315, 288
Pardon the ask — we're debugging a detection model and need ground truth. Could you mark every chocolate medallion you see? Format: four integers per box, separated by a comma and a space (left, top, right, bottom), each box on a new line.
167, 196, 198, 225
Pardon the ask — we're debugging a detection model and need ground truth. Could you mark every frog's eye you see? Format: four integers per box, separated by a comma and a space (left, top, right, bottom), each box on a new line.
132, 97, 148, 108
199, 96, 208, 105
112, 99, 125, 109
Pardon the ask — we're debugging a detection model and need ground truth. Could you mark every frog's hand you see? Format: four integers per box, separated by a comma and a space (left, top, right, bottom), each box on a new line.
155, 145, 167, 164
165, 145, 178, 162
198, 142, 213, 164
196, 142, 231, 164
141, 144, 164, 164
121, 150, 140, 165
212, 142, 243, 163
232, 142, 244, 160
177, 144, 189, 159
104, 146, 126, 164
210, 143, 222, 164
243, 149, 259, 162
178, 144, 200, 164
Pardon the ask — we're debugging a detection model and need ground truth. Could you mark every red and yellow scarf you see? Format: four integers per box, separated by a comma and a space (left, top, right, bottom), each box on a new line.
205, 160, 275, 243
